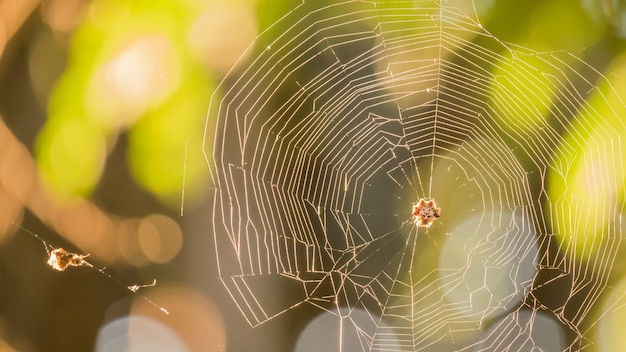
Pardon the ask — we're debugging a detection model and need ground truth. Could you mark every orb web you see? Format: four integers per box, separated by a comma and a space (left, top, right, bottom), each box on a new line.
205, 1, 626, 350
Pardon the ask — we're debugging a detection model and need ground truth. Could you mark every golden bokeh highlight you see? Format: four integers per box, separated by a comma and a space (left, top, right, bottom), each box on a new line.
0, 119, 32, 244
114, 214, 184, 266
0, 125, 37, 207
54, 200, 117, 260
0, 117, 185, 266
0, 336, 17, 352
188, 2, 258, 72
117, 218, 148, 267
0, 187, 21, 244
137, 214, 183, 264
0, 0, 40, 57
41, 0, 88, 33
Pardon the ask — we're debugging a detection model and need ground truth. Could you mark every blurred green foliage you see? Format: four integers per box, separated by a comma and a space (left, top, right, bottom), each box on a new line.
37, 0, 212, 205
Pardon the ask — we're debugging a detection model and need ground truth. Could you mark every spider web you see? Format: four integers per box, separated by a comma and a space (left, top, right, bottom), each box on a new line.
205, 0, 626, 351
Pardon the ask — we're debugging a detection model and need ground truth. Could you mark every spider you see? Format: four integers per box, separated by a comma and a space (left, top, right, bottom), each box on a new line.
46, 247, 91, 271
412, 198, 441, 227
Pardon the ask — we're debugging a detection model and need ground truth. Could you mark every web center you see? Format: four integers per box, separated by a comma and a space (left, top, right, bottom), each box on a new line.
412, 198, 441, 227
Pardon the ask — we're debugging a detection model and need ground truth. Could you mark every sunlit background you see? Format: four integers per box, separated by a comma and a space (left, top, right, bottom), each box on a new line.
0, 0, 626, 351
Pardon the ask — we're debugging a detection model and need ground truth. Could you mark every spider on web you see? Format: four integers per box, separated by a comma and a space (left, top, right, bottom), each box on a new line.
413, 198, 441, 227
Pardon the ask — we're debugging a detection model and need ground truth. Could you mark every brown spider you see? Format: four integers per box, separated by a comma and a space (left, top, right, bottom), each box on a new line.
412, 198, 441, 227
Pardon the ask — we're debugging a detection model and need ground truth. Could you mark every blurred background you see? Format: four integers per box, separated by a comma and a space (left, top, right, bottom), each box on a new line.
0, 0, 625, 351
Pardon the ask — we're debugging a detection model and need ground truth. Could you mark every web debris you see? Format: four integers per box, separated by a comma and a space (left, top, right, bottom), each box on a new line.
46, 247, 90, 271
11, 221, 169, 315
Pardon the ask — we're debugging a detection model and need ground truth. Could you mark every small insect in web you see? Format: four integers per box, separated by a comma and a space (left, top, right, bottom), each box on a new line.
413, 198, 441, 227
11, 222, 169, 315
47, 247, 91, 271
